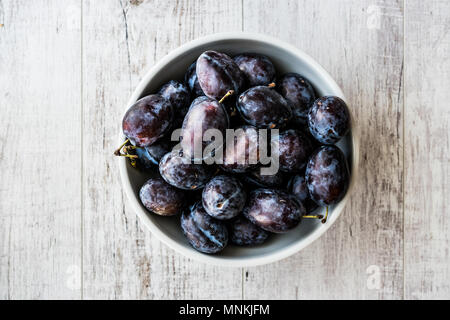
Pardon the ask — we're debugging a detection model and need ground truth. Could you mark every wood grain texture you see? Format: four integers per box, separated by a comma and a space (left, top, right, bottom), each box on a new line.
0, 0, 82, 299
1, 0, 450, 300
81, 0, 243, 299
242, 0, 404, 299
404, 0, 450, 300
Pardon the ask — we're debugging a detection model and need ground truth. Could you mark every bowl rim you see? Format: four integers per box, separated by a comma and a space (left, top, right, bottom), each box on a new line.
117, 32, 360, 267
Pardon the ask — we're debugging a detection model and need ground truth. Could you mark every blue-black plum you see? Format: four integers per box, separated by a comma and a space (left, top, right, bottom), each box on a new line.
135, 147, 155, 169
181, 96, 229, 161
243, 168, 285, 188
122, 94, 172, 147
181, 202, 228, 254
306, 145, 350, 206
277, 73, 316, 124
237, 86, 292, 129
139, 177, 185, 216
158, 80, 190, 128
243, 188, 304, 233
234, 53, 276, 87
221, 125, 259, 173
184, 62, 205, 97
159, 151, 214, 190
287, 174, 319, 213
144, 137, 172, 165
308, 96, 350, 144
202, 175, 246, 220
196, 51, 245, 100
272, 129, 314, 172
230, 216, 269, 246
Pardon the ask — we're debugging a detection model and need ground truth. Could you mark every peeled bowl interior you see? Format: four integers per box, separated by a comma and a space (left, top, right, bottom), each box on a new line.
118, 33, 359, 267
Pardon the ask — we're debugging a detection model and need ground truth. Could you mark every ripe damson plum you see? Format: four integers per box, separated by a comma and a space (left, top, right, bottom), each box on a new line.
287, 174, 319, 213
159, 151, 214, 190
139, 177, 185, 216
243, 189, 305, 233
221, 95, 239, 118
122, 94, 172, 147
308, 96, 350, 144
135, 147, 154, 169
237, 86, 292, 129
272, 129, 314, 172
233, 53, 276, 87
196, 50, 245, 100
133, 137, 172, 168
181, 202, 228, 254
306, 145, 350, 206
158, 80, 191, 128
184, 62, 205, 97
221, 125, 259, 173
144, 136, 172, 165
243, 169, 285, 188
202, 175, 246, 220
230, 216, 269, 246
181, 96, 229, 160
277, 73, 316, 124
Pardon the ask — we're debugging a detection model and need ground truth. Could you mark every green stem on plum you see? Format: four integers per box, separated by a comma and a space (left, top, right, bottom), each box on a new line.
303, 206, 329, 224
114, 139, 139, 168
321, 206, 329, 224
114, 139, 130, 156
218, 90, 234, 104
123, 145, 137, 154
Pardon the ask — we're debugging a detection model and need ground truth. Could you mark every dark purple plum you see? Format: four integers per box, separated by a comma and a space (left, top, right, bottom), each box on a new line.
287, 174, 319, 213
230, 216, 269, 246
159, 151, 214, 190
221, 94, 239, 118
272, 129, 314, 172
226, 97, 247, 128
135, 147, 154, 169
133, 137, 172, 168
237, 86, 292, 129
196, 50, 245, 100
181, 202, 228, 254
184, 62, 205, 97
243, 189, 305, 233
139, 177, 185, 216
144, 136, 172, 165
158, 80, 190, 128
221, 125, 259, 173
202, 175, 246, 220
308, 96, 350, 144
122, 94, 172, 147
181, 96, 229, 161
277, 73, 316, 124
306, 145, 350, 206
243, 168, 285, 188
233, 53, 276, 87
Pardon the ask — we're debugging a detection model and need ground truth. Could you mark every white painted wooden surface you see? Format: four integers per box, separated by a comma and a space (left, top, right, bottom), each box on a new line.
404, 0, 450, 300
0, 0, 448, 300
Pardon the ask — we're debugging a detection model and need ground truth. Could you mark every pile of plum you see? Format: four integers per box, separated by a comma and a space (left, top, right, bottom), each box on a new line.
117, 50, 351, 254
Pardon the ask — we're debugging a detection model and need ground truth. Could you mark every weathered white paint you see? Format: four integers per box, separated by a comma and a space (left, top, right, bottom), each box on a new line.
0, 0, 448, 299
242, 0, 404, 300
404, 0, 450, 300
0, 0, 82, 299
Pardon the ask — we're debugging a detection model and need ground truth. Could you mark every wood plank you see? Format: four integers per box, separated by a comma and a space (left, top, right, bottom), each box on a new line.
0, 0, 82, 299
81, 0, 243, 299
242, 0, 404, 299
404, 0, 450, 300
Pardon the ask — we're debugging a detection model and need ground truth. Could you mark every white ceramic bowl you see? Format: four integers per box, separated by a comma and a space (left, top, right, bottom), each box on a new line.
118, 33, 359, 267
